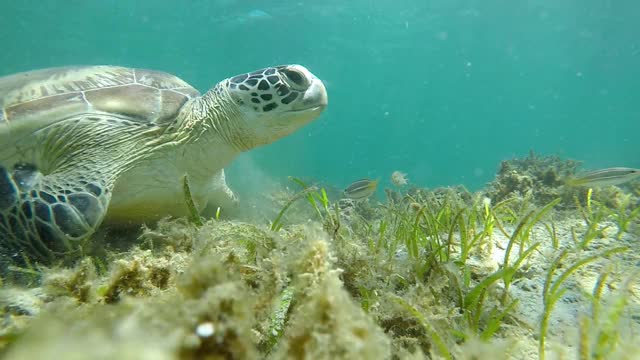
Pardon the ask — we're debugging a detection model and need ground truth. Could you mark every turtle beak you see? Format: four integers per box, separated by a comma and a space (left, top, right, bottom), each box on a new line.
286, 65, 328, 113
302, 77, 328, 111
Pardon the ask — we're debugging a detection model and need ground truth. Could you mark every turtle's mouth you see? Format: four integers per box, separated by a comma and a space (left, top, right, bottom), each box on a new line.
286, 104, 326, 114
287, 78, 328, 114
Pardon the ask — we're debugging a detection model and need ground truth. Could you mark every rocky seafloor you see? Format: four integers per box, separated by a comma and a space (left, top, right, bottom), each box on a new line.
1, 153, 639, 360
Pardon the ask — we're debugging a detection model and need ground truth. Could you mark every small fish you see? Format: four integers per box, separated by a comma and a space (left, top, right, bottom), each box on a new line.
566, 167, 640, 187
344, 178, 378, 200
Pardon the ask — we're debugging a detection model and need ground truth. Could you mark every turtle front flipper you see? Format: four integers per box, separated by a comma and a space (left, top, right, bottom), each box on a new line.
0, 163, 110, 263
203, 169, 240, 218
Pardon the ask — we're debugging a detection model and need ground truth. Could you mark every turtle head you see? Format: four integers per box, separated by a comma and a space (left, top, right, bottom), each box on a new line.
212, 65, 327, 149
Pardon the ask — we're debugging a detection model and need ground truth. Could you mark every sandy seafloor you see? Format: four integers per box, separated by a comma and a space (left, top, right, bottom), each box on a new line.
1, 160, 639, 360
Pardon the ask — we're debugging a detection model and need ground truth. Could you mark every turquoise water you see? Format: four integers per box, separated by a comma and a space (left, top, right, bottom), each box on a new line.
2, 0, 638, 196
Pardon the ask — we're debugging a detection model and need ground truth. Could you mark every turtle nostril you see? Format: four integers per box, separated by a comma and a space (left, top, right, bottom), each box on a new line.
281, 69, 309, 90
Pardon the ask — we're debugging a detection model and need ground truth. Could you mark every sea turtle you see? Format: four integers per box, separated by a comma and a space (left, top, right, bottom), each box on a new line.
0, 64, 327, 262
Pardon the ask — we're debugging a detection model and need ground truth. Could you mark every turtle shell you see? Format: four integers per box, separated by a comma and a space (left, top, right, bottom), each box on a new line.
0, 66, 201, 132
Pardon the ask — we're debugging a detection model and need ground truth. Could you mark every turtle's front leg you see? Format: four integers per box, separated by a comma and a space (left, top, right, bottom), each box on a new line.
0, 163, 110, 263
203, 169, 239, 218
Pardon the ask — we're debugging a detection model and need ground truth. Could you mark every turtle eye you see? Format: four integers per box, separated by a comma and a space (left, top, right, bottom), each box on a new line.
281, 68, 309, 91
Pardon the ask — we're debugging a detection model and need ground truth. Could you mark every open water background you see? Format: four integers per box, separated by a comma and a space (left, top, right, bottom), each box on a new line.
2, 0, 638, 199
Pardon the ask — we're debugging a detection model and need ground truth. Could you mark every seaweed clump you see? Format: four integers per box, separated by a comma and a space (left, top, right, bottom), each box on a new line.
272, 234, 391, 359
274, 271, 391, 359
484, 152, 640, 217
484, 151, 581, 207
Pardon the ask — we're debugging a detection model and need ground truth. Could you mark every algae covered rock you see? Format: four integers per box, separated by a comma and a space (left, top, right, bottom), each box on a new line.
484, 152, 580, 206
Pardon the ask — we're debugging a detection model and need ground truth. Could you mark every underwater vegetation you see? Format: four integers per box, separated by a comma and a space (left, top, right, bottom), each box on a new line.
484, 150, 582, 207
484, 151, 639, 210
1, 153, 639, 359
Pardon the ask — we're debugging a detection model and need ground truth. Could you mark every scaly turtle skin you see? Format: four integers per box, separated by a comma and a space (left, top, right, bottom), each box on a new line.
0, 65, 327, 262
